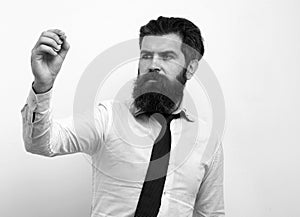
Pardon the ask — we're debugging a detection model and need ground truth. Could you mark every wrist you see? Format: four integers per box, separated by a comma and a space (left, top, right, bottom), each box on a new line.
32, 80, 53, 94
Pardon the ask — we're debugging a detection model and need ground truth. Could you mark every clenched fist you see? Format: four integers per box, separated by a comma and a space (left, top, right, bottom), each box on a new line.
31, 29, 70, 93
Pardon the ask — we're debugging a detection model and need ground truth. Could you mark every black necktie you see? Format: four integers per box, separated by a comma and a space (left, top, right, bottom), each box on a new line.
134, 112, 181, 217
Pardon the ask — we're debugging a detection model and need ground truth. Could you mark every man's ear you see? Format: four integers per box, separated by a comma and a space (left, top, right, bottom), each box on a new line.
186, 59, 199, 80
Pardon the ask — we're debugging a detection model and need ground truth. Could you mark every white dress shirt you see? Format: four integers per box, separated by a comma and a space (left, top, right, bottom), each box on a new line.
21, 87, 225, 217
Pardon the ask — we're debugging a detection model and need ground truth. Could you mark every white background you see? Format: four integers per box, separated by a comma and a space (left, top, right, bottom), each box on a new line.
1, 0, 300, 216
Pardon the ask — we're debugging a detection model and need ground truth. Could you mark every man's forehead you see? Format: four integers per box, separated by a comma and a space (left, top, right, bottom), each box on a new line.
141, 33, 183, 52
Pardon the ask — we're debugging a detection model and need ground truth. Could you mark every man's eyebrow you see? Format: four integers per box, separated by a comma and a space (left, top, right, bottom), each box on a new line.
140, 50, 178, 56
140, 50, 153, 54
158, 51, 178, 57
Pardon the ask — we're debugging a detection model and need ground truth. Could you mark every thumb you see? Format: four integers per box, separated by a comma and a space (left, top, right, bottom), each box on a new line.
58, 34, 70, 59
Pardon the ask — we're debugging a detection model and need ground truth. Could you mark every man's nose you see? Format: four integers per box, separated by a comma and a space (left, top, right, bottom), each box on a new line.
149, 55, 162, 73
148, 67, 161, 74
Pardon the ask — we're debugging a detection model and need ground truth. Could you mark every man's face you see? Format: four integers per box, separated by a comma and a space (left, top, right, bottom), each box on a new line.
138, 33, 187, 83
132, 33, 187, 114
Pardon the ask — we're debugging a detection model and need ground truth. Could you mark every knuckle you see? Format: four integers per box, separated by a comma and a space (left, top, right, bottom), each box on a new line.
40, 44, 49, 50
38, 44, 45, 50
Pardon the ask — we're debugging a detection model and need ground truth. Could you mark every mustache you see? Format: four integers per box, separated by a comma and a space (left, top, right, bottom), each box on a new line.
136, 72, 168, 84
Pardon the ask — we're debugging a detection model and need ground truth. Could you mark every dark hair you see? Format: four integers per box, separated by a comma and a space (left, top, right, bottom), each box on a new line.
139, 16, 205, 65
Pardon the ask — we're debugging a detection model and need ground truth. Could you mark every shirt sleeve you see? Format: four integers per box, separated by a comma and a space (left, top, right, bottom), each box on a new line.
193, 142, 225, 217
21, 86, 110, 157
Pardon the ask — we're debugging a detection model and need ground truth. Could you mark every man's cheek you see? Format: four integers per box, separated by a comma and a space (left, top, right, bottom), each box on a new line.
137, 66, 146, 76
138, 63, 149, 73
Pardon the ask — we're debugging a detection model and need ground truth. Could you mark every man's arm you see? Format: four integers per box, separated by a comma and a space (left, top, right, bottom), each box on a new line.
193, 143, 225, 217
21, 29, 109, 157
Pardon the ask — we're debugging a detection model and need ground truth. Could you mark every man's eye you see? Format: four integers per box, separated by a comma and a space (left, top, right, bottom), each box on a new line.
162, 55, 173, 60
141, 55, 152, 59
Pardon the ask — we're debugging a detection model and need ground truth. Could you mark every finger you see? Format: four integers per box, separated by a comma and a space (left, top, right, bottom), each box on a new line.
35, 44, 58, 56
37, 36, 61, 51
57, 34, 70, 59
41, 31, 63, 45
47, 29, 65, 37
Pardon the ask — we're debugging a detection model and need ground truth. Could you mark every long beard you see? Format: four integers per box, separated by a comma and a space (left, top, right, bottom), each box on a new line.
132, 70, 185, 114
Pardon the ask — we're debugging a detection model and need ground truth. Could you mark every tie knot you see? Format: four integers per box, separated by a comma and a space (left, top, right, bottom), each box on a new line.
146, 112, 181, 126
164, 112, 181, 123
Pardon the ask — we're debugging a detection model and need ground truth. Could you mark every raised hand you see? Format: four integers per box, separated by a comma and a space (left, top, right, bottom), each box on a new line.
31, 29, 70, 93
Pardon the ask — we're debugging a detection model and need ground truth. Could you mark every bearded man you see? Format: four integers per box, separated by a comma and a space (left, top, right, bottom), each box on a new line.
21, 16, 225, 217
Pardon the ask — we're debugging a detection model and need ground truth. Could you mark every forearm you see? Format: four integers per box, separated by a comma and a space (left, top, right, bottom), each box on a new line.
21, 87, 56, 156
21, 86, 83, 156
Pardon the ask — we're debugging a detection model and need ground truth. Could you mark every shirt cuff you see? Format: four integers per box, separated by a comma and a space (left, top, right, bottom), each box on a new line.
27, 86, 52, 112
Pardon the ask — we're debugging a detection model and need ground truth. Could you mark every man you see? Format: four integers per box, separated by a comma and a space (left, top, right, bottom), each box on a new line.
21, 16, 225, 216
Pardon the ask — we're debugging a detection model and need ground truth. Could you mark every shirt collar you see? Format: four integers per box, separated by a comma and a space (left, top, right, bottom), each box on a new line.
128, 96, 196, 122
